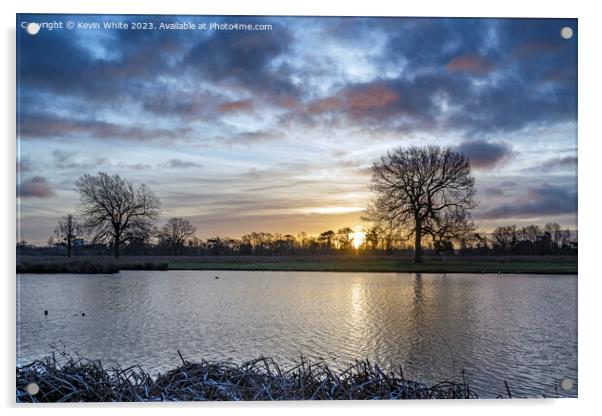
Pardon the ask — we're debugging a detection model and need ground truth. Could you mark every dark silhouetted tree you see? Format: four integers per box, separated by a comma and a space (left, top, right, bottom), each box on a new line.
158, 217, 196, 254
492, 225, 519, 254
76, 172, 160, 257
521, 225, 541, 255
424, 207, 475, 253
318, 230, 336, 249
336, 227, 354, 250
367, 146, 477, 263
54, 214, 85, 257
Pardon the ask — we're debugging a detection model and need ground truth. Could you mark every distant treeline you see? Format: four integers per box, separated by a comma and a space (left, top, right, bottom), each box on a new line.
17, 167, 577, 260
17, 222, 576, 257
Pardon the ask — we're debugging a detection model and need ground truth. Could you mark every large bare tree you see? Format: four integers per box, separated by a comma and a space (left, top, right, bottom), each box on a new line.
366, 146, 477, 263
158, 217, 196, 255
76, 172, 160, 257
54, 214, 85, 258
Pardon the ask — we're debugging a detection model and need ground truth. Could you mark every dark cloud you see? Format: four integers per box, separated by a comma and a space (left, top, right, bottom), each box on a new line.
52, 150, 108, 170
164, 159, 201, 169
300, 18, 577, 137
20, 113, 191, 142
16, 158, 33, 173
18, 176, 56, 198
292, 53, 575, 137
185, 23, 296, 98
117, 162, 152, 170
141, 91, 214, 121
457, 140, 513, 169
221, 129, 281, 145
17, 15, 189, 102
477, 183, 576, 220
382, 18, 498, 69
483, 187, 504, 196
17, 16, 577, 143
17, 15, 297, 130
446, 54, 495, 75
52, 149, 72, 164
218, 99, 254, 113
308, 84, 399, 117
527, 156, 577, 172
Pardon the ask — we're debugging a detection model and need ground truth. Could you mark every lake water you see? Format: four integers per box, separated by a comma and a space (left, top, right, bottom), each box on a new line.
17, 271, 577, 398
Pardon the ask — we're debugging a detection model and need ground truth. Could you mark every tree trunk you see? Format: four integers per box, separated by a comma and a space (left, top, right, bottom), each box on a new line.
114, 238, 120, 258
414, 217, 423, 264
67, 239, 72, 258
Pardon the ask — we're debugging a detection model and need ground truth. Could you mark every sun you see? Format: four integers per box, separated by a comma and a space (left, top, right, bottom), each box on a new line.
350, 228, 366, 249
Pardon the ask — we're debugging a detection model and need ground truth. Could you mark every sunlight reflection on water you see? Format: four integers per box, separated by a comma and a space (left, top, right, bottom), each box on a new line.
17, 271, 577, 398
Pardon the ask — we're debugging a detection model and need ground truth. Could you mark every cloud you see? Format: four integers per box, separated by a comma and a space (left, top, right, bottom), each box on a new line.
308, 84, 399, 117
141, 91, 215, 120
164, 159, 201, 169
117, 162, 152, 170
20, 113, 192, 142
289, 56, 576, 137
447, 55, 494, 75
477, 183, 576, 220
457, 140, 513, 169
17, 157, 33, 173
18, 19, 186, 102
483, 187, 504, 196
526, 156, 577, 172
185, 24, 296, 98
218, 99, 254, 113
52, 150, 108, 170
221, 129, 281, 145
18, 176, 56, 198
17, 16, 577, 145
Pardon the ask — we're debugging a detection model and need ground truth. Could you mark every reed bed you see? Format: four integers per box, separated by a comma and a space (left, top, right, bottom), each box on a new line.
16, 354, 478, 402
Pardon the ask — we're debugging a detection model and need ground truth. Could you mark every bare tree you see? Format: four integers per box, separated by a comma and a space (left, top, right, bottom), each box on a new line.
521, 225, 541, 254
492, 225, 519, 254
318, 230, 335, 249
544, 222, 570, 252
424, 207, 475, 253
336, 227, 354, 250
366, 146, 477, 263
54, 214, 85, 257
158, 217, 196, 255
76, 172, 160, 257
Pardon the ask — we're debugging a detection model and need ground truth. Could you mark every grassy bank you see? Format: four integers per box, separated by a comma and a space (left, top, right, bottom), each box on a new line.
17, 355, 477, 402
17, 255, 577, 274
170, 259, 577, 274
16, 260, 168, 274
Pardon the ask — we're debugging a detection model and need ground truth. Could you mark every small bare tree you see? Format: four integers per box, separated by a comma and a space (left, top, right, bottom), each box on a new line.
76, 172, 160, 257
54, 214, 85, 257
366, 146, 477, 263
158, 217, 196, 255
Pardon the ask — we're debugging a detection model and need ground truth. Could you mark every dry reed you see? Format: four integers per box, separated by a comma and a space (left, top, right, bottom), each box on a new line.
16, 354, 478, 402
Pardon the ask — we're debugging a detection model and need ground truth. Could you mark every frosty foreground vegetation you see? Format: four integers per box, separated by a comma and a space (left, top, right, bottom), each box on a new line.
17, 354, 478, 402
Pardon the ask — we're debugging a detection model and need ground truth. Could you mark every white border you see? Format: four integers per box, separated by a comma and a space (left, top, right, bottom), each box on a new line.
2, 1, 600, 415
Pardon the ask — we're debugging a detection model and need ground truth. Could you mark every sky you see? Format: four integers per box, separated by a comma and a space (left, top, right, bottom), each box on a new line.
16, 15, 577, 245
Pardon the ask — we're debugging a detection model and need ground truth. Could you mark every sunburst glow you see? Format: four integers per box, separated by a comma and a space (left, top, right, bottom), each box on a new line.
351, 228, 366, 249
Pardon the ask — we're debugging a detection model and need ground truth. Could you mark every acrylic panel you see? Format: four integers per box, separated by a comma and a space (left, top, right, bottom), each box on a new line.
16, 14, 577, 402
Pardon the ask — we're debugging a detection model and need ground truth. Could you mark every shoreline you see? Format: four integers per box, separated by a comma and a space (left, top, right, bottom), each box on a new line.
17, 255, 578, 275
